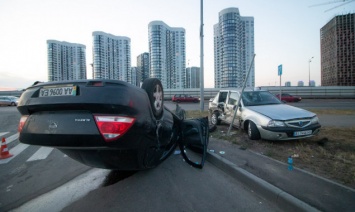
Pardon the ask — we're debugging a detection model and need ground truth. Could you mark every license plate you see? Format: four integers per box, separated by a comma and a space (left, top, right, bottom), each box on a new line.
39, 85, 77, 97
294, 130, 312, 136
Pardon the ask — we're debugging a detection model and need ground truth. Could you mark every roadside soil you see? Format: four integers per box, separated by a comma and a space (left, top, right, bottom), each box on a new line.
210, 123, 355, 189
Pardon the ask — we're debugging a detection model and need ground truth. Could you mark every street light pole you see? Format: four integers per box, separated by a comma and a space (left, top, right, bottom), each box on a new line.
199, 0, 204, 111
309, 56, 314, 86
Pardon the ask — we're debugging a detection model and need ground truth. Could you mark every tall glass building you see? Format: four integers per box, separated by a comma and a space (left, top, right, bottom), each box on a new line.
137, 52, 150, 84
148, 21, 186, 89
186, 67, 200, 88
321, 13, 355, 86
92, 31, 131, 83
214, 8, 255, 88
47, 40, 86, 81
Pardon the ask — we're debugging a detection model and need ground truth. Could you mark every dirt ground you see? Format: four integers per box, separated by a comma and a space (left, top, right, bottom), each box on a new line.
210, 124, 355, 189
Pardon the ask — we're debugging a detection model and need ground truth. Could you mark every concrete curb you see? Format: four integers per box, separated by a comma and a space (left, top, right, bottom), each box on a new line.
207, 152, 320, 212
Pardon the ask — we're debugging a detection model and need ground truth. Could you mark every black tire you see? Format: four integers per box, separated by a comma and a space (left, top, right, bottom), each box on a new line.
211, 111, 221, 125
141, 78, 164, 119
11, 102, 16, 106
248, 121, 261, 140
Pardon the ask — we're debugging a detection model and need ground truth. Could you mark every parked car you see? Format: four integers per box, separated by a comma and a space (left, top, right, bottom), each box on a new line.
0, 96, 19, 106
172, 94, 199, 103
209, 89, 321, 140
17, 78, 208, 170
275, 93, 302, 102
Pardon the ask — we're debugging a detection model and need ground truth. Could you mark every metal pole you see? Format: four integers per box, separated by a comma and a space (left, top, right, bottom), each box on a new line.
309, 56, 313, 86
227, 54, 256, 135
199, 0, 204, 112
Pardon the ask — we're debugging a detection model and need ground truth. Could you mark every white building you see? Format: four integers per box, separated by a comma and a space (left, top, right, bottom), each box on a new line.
47, 40, 86, 81
92, 31, 131, 82
148, 21, 186, 89
214, 8, 255, 88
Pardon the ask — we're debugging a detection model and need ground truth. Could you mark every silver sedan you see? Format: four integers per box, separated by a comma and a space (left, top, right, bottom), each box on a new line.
209, 89, 321, 140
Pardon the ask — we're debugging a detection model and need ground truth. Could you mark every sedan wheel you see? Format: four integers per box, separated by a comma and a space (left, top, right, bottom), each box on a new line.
211, 112, 220, 125
248, 121, 261, 140
141, 78, 164, 119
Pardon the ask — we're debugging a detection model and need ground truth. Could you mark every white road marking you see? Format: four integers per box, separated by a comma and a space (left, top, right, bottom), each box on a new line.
13, 169, 109, 212
27, 147, 54, 162
0, 132, 9, 137
5, 133, 19, 144
0, 143, 29, 164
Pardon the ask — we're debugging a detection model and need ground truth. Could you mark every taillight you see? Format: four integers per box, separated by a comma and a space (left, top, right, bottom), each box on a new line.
18, 115, 29, 132
94, 115, 135, 142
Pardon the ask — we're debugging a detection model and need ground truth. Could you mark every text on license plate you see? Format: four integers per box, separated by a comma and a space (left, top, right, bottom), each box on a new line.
39, 86, 77, 97
293, 130, 312, 136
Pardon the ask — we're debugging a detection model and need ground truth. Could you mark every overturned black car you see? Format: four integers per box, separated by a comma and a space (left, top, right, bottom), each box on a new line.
17, 78, 208, 170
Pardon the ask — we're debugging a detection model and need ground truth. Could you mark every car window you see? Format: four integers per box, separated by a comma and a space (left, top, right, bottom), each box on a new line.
218, 92, 228, 103
242, 91, 281, 106
228, 92, 239, 105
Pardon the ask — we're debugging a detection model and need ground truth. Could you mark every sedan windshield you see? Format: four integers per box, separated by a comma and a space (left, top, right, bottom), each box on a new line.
242, 91, 282, 106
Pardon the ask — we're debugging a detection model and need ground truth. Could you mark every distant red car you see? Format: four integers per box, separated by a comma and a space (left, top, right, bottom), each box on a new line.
172, 94, 199, 103
275, 93, 302, 102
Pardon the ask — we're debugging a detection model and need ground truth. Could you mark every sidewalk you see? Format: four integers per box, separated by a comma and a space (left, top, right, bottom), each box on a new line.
206, 138, 355, 212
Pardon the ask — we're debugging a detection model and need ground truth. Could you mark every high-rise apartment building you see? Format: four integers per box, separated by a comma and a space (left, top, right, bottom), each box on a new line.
137, 52, 150, 84
130, 67, 140, 87
148, 21, 186, 89
186, 67, 200, 88
92, 31, 131, 83
320, 13, 355, 86
214, 8, 255, 88
47, 40, 86, 81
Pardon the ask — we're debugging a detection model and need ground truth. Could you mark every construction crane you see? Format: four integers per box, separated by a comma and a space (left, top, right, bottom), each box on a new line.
309, 0, 355, 12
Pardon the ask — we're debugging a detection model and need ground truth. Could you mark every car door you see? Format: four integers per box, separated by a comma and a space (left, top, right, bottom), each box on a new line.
179, 116, 209, 169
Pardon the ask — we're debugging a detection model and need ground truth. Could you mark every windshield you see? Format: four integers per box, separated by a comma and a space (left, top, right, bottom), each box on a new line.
242, 91, 281, 106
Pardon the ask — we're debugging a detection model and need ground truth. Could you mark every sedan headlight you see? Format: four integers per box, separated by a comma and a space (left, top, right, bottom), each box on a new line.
311, 116, 319, 124
267, 120, 286, 127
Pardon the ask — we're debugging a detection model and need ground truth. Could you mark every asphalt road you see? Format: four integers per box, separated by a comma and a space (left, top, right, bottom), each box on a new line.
165, 99, 355, 111
0, 107, 280, 211
0, 99, 353, 211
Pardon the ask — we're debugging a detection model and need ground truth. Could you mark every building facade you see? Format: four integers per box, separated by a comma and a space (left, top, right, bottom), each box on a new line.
130, 67, 140, 87
214, 8, 255, 88
321, 13, 355, 86
137, 52, 150, 84
47, 40, 86, 81
186, 67, 200, 88
92, 31, 131, 83
148, 21, 186, 89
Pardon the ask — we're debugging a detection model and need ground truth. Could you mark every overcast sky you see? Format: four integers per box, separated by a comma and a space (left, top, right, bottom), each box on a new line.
0, 0, 354, 90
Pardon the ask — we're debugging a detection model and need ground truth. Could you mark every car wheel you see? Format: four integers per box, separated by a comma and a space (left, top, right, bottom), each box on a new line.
248, 121, 260, 140
11, 102, 16, 106
141, 78, 164, 119
211, 112, 221, 125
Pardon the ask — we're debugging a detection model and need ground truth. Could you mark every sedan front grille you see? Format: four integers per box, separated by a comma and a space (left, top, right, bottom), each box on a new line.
285, 119, 311, 128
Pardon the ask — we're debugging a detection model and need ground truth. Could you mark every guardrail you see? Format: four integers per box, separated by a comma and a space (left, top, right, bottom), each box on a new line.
1, 86, 355, 100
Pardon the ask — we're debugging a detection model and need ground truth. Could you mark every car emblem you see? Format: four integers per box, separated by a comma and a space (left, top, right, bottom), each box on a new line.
49, 122, 58, 129
299, 121, 303, 127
